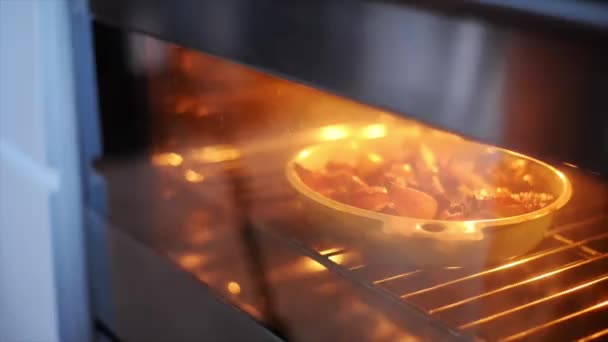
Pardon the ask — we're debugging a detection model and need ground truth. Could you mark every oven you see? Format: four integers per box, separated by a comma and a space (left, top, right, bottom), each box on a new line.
82, 1, 608, 341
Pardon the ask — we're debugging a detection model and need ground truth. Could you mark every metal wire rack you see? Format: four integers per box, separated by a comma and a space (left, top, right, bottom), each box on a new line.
128, 142, 608, 341
189, 143, 608, 341
287, 169, 608, 342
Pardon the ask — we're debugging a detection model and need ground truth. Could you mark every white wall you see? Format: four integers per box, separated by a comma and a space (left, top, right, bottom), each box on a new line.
0, 1, 91, 341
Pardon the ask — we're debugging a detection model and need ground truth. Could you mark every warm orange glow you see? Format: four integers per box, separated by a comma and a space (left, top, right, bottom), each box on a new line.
191, 145, 241, 163
184, 169, 205, 183
460, 274, 608, 329
302, 258, 327, 272
361, 123, 387, 139
578, 328, 608, 342
227, 281, 241, 295
513, 158, 526, 168
346, 301, 369, 314
464, 222, 477, 234
196, 107, 210, 117
372, 318, 395, 340
349, 264, 367, 271
194, 270, 212, 281
175, 98, 194, 114
151, 152, 183, 166
477, 188, 489, 198
298, 149, 311, 159
419, 144, 437, 172
190, 230, 212, 245
328, 254, 345, 264
367, 152, 384, 164
551, 215, 608, 235
552, 234, 600, 256
315, 282, 338, 295
319, 247, 344, 255
502, 300, 608, 341
178, 53, 194, 72
240, 303, 263, 320
319, 124, 350, 141
373, 270, 421, 285
177, 254, 205, 269
402, 232, 608, 298
401, 124, 423, 138
267, 258, 332, 282
430, 254, 608, 314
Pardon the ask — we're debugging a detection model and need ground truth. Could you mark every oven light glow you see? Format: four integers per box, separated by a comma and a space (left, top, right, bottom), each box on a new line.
367, 152, 384, 164
185, 169, 205, 183
401, 124, 423, 138
328, 254, 345, 264
151, 152, 183, 166
513, 159, 527, 168
302, 258, 327, 272
177, 253, 205, 269
319, 247, 343, 255
361, 123, 387, 139
478, 188, 489, 198
443, 266, 462, 270
298, 149, 310, 159
419, 144, 438, 173
464, 222, 477, 234
191, 145, 241, 163
227, 281, 241, 295
320, 125, 350, 141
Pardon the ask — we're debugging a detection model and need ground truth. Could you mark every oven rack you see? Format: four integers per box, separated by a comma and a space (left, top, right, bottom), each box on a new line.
309, 214, 608, 341
146, 144, 608, 341
238, 153, 608, 341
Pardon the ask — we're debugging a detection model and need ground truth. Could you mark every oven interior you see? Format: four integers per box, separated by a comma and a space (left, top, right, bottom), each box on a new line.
91, 24, 608, 342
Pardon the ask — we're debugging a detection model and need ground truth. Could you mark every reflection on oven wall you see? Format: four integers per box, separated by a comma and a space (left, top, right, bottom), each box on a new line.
126, 1, 252, 78
352, 3, 505, 142
504, 33, 590, 158
332, 1, 608, 170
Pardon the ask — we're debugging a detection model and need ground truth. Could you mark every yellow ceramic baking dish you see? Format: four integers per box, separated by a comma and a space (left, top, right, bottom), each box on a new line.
286, 130, 572, 268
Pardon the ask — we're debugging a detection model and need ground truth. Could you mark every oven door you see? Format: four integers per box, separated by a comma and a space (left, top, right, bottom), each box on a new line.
84, 1, 608, 341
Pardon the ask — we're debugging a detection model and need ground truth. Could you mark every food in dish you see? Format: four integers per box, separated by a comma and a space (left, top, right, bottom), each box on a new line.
294, 144, 555, 220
